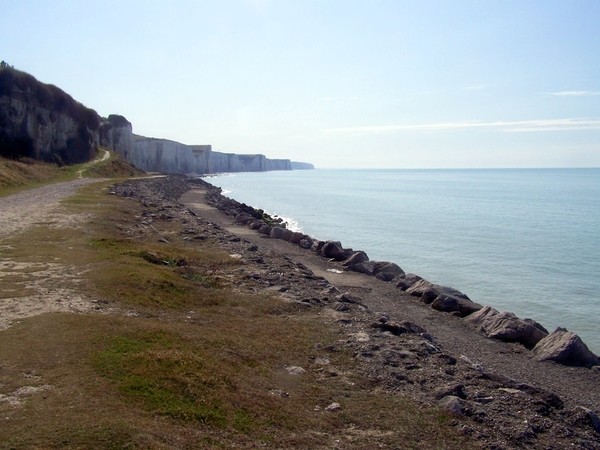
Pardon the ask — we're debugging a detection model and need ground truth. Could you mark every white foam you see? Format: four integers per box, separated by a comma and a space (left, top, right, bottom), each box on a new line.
270, 214, 303, 233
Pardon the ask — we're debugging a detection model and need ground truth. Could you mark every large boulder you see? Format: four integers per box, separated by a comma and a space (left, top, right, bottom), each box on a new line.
431, 295, 482, 318
395, 273, 424, 291
320, 241, 346, 261
343, 251, 369, 267
270, 226, 293, 241
234, 212, 255, 225
405, 280, 481, 317
466, 306, 548, 349
405, 279, 437, 303
289, 232, 305, 244
345, 260, 404, 282
532, 328, 600, 367
372, 261, 404, 282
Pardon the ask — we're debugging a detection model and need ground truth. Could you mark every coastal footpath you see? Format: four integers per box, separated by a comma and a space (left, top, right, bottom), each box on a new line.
0, 64, 313, 174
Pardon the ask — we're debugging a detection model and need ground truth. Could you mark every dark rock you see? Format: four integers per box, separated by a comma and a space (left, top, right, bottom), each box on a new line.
523, 318, 549, 335
338, 293, 364, 305
346, 261, 377, 276
346, 259, 404, 282
371, 320, 428, 337
373, 261, 405, 281
434, 384, 467, 400
270, 226, 293, 241
405, 279, 435, 297
438, 396, 465, 416
571, 407, 600, 434
343, 251, 369, 267
258, 224, 272, 235
405, 279, 480, 316
334, 302, 351, 312
289, 232, 305, 244
466, 306, 548, 349
320, 241, 346, 261
532, 328, 600, 367
234, 212, 254, 225
312, 240, 325, 253
248, 220, 266, 230
298, 238, 313, 249
395, 273, 424, 291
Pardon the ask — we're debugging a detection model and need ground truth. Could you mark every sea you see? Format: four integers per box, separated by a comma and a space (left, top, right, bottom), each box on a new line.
205, 168, 600, 354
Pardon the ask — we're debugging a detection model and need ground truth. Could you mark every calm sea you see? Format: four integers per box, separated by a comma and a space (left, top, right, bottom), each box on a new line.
205, 168, 600, 353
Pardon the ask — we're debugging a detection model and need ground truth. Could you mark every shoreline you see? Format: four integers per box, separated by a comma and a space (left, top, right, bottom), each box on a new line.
104, 175, 600, 447
196, 175, 600, 366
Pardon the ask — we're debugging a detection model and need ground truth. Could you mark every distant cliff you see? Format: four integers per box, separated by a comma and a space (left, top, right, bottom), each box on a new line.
127, 136, 311, 174
0, 63, 314, 173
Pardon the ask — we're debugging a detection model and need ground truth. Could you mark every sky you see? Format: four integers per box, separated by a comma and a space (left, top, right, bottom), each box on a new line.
1, 0, 599, 168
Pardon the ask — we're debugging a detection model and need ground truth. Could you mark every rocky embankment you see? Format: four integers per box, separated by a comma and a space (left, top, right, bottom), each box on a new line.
201, 177, 599, 369
109, 175, 600, 449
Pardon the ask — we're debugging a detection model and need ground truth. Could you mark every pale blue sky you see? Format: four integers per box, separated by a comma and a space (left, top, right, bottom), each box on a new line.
2, 0, 599, 168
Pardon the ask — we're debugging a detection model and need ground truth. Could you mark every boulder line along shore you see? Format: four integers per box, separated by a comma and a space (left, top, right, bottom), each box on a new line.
111, 175, 600, 448
195, 176, 599, 369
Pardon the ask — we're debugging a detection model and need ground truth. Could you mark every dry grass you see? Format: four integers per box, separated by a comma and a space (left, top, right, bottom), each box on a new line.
0, 181, 476, 449
0, 157, 71, 194
0, 149, 142, 197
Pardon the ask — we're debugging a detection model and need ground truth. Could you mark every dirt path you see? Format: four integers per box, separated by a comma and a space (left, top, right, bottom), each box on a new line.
0, 178, 104, 329
0, 178, 102, 239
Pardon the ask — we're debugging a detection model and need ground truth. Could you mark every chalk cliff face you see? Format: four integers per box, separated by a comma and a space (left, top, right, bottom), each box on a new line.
0, 66, 100, 164
99, 114, 134, 157
128, 136, 303, 174
0, 65, 314, 173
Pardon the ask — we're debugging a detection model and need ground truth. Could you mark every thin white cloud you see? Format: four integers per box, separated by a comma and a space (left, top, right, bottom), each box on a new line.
545, 90, 600, 97
325, 118, 600, 134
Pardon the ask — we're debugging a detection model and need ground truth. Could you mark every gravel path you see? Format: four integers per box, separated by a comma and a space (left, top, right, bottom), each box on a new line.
0, 178, 105, 329
0, 178, 101, 240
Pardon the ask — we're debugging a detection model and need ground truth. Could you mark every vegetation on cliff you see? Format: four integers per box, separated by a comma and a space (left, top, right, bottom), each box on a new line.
0, 63, 100, 164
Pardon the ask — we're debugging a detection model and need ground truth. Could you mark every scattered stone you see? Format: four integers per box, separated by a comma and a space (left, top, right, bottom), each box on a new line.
371, 320, 428, 337
438, 395, 465, 416
434, 384, 467, 400
269, 389, 290, 398
325, 402, 341, 412
285, 366, 306, 376
352, 332, 370, 343
571, 407, 600, 434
